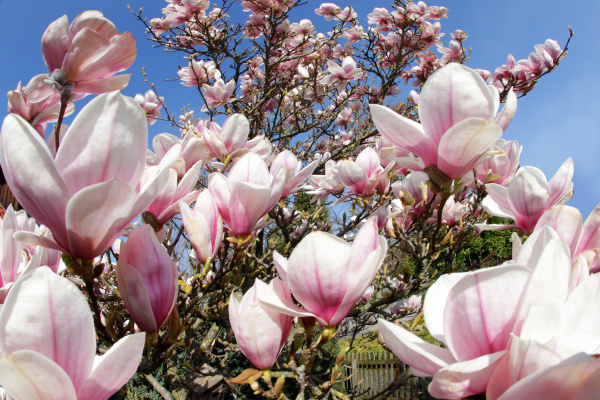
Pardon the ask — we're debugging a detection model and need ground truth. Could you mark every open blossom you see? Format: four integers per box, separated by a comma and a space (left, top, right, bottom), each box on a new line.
320, 57, 364, 92
315, 3, 342, 20
306, 160, 346, 201
464, 139, 522, 188
0, 267, 145, 399
147, 132, 208, 179
0, 205, 62, 303
260, 217, 387, 327
269, 150, 319, 199
41, 11, 136, 99
202, 114, 250, 160
7, 75, 74, 137
177, 59, 216, 87
116, 225, 179, 333
208, 153, 285, 237
0, 92, 176, 260
479, 158, 574, 234
201, 71, 236, 111
370, 63, 508, 180
338, 147, 392, 196
378, 226, 600, 399
229, 278, 293, 370
134, 90, 163, 125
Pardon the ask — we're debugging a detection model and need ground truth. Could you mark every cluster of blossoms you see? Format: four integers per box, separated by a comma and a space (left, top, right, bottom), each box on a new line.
0, 1, 582, 399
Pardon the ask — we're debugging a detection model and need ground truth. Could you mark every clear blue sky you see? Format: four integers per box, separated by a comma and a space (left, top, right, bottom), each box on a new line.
1, 0, 599, 217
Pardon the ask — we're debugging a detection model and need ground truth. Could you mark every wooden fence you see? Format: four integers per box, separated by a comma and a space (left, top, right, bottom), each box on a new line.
344, 352, 433, 399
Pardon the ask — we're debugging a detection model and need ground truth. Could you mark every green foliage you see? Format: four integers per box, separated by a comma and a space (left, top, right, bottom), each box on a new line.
453, 217, 517, 272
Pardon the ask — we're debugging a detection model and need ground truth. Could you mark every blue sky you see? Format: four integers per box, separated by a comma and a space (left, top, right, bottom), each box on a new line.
1, 0, 599, 217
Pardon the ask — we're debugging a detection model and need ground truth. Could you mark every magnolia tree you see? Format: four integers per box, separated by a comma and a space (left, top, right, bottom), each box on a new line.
0, 1, 595, 399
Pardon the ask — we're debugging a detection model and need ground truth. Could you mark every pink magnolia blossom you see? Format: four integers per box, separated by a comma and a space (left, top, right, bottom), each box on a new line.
464, 139, 522, 188
0, 92, 176, 260
202, 114, 250, 160
269, 150, 319, 199
0, 205, 62, 303
315, 3, 342, 20
369, 63, 506, 180
201, 71, 236, 111
116, 224, 179, 333
391, 171, 435, 215
7, 75, 74, 137
134, 90, 163, 126
208, 153, 285, 237
306, 160, 346, 201
41, 11, 136, 99
378, 227, 586, 399
0, 267, 145, 399
147, 132, 207, 179
479, 158, 574, 234
338, 147, 392, 196
391, 294, 422, 315
180, 190, 223, 264
143, 160, 202, 226
260, 217, 387, 327
320, 56, 364, 92
229, 278, 293, 370
177, 59, 216, 87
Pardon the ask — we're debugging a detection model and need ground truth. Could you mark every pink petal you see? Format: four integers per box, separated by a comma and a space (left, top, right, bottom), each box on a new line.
534, 205, 582, 255
436, 118, 503, 180
65, 179, 136, 260
548, 158, 574, 206
41, 15, 70, 72
0, 350, 77, 400
0, 114, 70, 247
221, 114, 249, 153
369, 104, 438, 166
0, 267, 96, 391
419, 63, 495, 145
423, 273, 464, 343
286, 232, 353, 325
72, 74, 131, 95
498, 355, 599, 400
494, 89, 518, 131
443, 265, 530, 361
378, 319, 457, 376
55, 92, 147, 193
575, 205, 600, 256
429, 351, 507, 399
77, 333, 146, 400
116, 262, 157, 332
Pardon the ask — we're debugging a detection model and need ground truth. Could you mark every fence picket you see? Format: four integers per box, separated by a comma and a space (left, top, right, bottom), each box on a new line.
344, 351, 433, 399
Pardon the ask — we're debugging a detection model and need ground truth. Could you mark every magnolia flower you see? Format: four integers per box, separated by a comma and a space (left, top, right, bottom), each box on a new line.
479, 158, 574, 234
208, 153, 285, 237
0, 92, 176, 260
0, 205, 62, 303
465, 139, 522, 187
201, 71, 236, 111
147, 132, 208, 180
370, 63, 509, 180
229, 279, 293, 370
338, 147, 392, 196
202, 114, 250, 160
134, 90, 163, 125
116, 225, 179, 333
177, 59, 216, 87
7, 75, 74, 137
0, 267, 145, 399
269, 150, 319, 199
378, 226, 600, 399
260, 217, 387, 327
41, 11, 136, 99
320, 56, 364, 91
